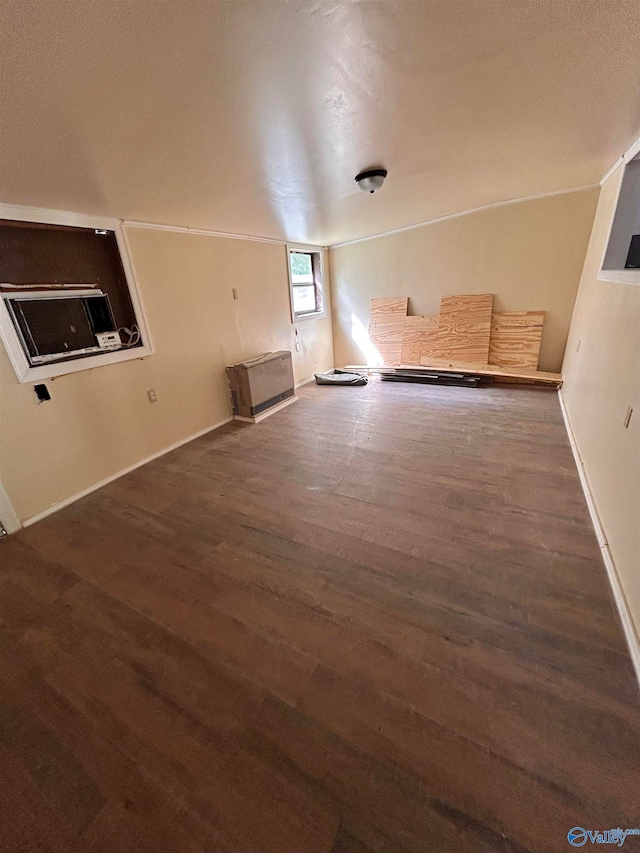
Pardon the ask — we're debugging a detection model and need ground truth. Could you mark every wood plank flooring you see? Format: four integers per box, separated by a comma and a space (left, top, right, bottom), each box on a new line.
1, 380, 638, 852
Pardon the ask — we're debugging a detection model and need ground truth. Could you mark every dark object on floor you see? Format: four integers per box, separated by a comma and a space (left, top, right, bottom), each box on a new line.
380, 369, 484, 387
315, 369, 368, 386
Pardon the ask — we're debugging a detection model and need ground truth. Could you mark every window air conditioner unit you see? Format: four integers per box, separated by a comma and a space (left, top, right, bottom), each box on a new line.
2, 288, 119, 366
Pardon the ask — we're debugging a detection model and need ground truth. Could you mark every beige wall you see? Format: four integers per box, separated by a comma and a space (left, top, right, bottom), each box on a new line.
0, 228, 333, 522
561, 167, 640, 638
330, 189, 599, 373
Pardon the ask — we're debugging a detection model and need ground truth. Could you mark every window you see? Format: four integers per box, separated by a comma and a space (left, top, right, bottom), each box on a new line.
288, 246, 325, 319
598, 149, 640, 286
0, 211, 152, 383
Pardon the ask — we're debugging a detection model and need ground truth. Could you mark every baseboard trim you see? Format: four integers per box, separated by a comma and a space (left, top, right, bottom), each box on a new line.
233, 395, 298, 424
0, 481, 21, 534
22, 416, 234, 529
295, 375, 317, 389
558, 389, 640, 689
18, 380, 316, 529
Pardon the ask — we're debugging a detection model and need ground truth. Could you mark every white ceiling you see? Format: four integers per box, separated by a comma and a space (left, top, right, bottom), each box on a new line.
1, 0, 640, 246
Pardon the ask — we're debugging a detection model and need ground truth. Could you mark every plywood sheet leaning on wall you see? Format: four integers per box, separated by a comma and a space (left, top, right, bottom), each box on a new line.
368, 297, 408, 365
366, 294, 553, 383
400, 315, 439, 365
433, 293, 494, 363
488, 311, 545, 371
369, 297, 408, 325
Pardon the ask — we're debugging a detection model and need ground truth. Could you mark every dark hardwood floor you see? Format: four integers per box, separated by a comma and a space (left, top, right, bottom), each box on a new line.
1, 380, 638, 852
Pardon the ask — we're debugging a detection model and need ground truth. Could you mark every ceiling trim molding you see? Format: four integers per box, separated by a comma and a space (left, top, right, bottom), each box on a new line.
0, 201, 121, 230
600, 133, 640, 187
0, 203, 327, 250
125, 221, 327, 251
328, 183, 600, 250
600, 158, 625, 187
124, 219, 290, 246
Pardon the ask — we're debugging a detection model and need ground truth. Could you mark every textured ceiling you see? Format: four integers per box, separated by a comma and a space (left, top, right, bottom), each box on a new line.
1, 0, 640, 245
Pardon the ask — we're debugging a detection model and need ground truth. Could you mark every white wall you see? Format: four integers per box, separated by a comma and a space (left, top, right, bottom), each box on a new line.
330, 189, 599, 373
562, 164, 640, 649
0, 226, 333, 522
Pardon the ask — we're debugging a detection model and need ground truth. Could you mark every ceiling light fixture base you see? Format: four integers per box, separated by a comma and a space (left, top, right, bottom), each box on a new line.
355, 168, 388, 193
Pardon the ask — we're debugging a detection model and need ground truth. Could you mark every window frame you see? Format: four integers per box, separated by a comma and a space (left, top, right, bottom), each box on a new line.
0, 204, 153, 383
597, 140, 640, 288
286, 243, 326, 322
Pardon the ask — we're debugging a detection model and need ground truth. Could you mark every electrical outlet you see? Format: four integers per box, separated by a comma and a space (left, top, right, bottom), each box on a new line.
232, 288, 239, 300
623, 407, 633, 429
34, 384, 51, 402
147, 389, 158, 403
576, 339, 581, 352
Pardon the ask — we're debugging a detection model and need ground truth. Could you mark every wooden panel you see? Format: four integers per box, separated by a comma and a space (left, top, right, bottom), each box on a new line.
488, 311, 545, 371
432, 294, 493, 364
368, 297, 408, 365
369, 323, 405, 368
372, 342, 404, 366
369, 297, 408, 327
400, 315, 439, 365
417, 357, 561, 386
